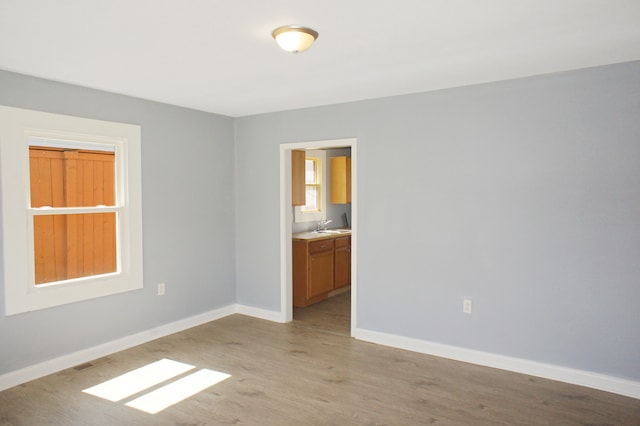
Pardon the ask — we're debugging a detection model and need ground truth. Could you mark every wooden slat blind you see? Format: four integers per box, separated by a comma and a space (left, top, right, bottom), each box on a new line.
29, 147, 117, 285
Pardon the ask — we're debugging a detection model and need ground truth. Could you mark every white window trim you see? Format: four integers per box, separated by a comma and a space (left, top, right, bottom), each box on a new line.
0, 106, 143, 315
294, 149, 326, 223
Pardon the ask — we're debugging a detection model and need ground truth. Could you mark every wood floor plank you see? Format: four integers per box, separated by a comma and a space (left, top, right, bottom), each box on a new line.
1, 302, 639, 425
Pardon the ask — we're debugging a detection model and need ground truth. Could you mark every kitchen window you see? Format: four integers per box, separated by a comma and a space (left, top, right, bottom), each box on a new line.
0, 106, 143, 315
302, 157, 320, 212
294, 150, 326, 224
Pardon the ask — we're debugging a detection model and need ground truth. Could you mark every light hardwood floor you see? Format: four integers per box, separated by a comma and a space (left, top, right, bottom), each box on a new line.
2, 295, 639, 425
293, 289, 351, 336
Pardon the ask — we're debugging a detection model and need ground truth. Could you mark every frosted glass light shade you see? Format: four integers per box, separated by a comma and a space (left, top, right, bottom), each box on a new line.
272, 26, 318, 53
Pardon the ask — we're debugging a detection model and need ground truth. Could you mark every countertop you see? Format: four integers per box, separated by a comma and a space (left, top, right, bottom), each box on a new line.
292, 229, 351, 240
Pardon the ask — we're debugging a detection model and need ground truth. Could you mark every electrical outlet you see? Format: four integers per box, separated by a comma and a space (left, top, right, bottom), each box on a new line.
463, 299, 472, 314
157, 283, 166, 296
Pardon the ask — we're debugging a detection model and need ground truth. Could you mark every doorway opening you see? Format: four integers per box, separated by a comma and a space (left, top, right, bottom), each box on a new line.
279, 138, 357, 336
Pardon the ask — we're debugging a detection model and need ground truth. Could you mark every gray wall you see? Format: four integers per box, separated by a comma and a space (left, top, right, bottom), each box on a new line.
0, 71, 236, 374
235, 61, 640, 381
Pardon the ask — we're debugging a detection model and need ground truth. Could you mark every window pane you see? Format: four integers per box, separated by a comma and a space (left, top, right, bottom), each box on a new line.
303, 186, 318, 211
29, 146, 115, 208
33, 213, 117, 285
305, 159, 316, 184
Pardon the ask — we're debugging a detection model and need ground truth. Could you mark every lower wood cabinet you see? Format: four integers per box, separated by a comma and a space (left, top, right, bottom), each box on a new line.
308, 239, 334, 298
334, 236, 351, 289
293, 234, 351, 308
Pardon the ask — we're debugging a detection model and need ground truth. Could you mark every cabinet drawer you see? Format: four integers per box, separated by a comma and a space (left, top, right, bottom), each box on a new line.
309, 239, 334, 254
335, 236, 350, 248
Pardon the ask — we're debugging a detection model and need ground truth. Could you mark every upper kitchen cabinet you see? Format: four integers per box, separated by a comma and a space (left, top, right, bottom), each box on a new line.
292, 150, 305, 206
330, 156, 351, 204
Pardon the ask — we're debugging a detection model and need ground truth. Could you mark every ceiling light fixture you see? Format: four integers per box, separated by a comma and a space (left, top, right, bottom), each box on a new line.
271, 25, 318, 53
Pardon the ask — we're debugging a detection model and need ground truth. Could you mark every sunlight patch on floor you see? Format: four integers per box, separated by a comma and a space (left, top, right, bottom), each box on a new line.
82, 359, 195, 402
125, 369, 231, 414
82, 358, 230, 414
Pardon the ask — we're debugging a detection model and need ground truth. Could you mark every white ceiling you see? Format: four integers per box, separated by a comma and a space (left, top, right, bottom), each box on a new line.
1, 1, 639, 117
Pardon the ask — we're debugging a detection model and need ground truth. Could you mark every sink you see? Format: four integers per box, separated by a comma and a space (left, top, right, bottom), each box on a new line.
314, 229, 350, 234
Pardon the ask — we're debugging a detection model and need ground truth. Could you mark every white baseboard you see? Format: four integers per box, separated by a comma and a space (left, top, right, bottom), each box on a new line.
353, 327, 640, 400
234, 304, 286, 323
0, 304, 236, 392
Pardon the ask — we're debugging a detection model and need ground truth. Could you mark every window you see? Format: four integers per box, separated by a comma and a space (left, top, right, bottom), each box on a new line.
0, 106, 143, 315
29, 143, 118, 285
302, 157, 320, 212
294, 150, 327, 224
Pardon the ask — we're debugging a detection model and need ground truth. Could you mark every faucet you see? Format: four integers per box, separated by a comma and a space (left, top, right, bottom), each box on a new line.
316, 219, 332, 231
